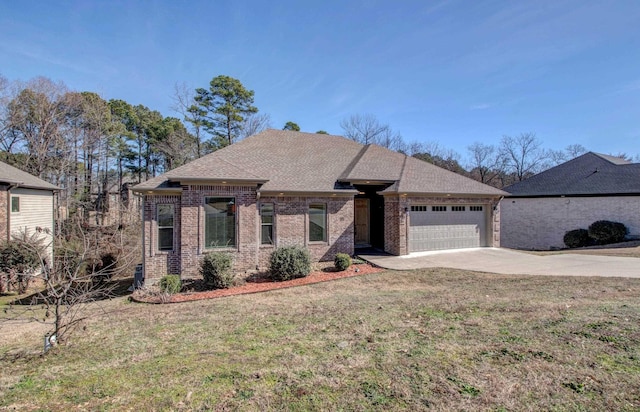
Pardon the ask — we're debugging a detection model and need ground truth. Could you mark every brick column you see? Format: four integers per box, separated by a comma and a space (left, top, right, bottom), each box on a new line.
384, 196, 408, 255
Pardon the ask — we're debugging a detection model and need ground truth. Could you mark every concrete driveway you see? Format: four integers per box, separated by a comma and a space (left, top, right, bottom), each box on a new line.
359, 248, 640, 278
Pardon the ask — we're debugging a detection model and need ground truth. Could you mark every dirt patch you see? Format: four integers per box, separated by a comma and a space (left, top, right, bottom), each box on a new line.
132, 263, 382, 304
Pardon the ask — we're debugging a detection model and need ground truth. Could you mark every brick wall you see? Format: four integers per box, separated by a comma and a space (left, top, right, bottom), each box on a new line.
0, 186, 7, 241
142, 187, 355, 280
501, 196, 640, 250
259, 195, 354, 268
180, 185, 258, 278
143, 194, 182, 278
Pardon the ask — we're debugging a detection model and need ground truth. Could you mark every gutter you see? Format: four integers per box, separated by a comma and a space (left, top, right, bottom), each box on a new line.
132, 190, 146, 284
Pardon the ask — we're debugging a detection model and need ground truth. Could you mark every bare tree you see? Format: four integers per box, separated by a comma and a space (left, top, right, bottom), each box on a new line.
5, 77, 70, 179
340, 113, 403, 148
565, 143, 588, 159
172, 82, 206, 158
466, 142, 504, 186
547, 143, 589, 166
3, 223, 137, 348
499, 133, 549, 182
239, 112, 271, 140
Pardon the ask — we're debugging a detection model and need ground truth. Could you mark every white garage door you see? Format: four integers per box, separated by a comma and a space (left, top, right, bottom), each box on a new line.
409, 205, 487, 252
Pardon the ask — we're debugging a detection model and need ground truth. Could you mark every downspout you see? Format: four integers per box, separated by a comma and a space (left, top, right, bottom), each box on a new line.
5, 183, 20, 242
133, 191, 146, 280
494, 196, 504, 247
255, 189, 261, 270
51, 189, 58, 270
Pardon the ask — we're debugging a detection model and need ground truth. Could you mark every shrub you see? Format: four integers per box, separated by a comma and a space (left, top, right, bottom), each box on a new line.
269, 246, 311, 281
159, 274, 181, 294
334, 253, 352, 271
588, 220, 627, 245
200, 252, 234, 289
563, 229, 591, 248
0, 241, 41, 293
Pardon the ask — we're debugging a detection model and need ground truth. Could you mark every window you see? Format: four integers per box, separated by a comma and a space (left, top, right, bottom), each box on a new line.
452, 206, 466, 212
157, 204, 174, 251
205, 197, 236, 248
432, 206, 447, 212
309, 203, 326, 242
11, 196, 19, 213
411, 205, 427, 212
260, 203, 274, 245
470, 206, 483, 212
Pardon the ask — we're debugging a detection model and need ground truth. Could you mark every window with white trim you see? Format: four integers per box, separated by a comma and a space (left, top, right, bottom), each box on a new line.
309, 203, 327, 242
432, 206, 447, 212
452, 206, 466, 212
157, 204, 174, 251
205, 197, 236, 248
411, 205, 428, 212
470, 206, 483, 211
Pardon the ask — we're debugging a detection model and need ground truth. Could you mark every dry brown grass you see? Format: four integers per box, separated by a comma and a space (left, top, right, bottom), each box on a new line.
1, 269, 639, 411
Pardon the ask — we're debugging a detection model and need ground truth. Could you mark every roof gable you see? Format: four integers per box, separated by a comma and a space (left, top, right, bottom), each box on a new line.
0, 161, 59, 191
504, 152, 640, 196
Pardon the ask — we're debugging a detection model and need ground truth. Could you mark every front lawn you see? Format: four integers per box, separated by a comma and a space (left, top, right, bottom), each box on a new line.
1, 269, 639, 411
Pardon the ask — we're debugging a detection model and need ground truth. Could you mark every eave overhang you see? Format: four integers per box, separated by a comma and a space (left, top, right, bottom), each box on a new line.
258, 189, 358, 198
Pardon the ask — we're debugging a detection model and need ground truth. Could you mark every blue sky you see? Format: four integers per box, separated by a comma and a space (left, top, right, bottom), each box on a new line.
1, 0, 639, 160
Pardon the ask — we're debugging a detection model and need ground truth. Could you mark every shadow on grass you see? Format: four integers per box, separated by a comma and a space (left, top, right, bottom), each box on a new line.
9, 277, 134, 306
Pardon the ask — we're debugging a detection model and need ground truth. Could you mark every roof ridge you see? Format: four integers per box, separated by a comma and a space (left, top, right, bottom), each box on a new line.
338, 143, 369, 180
396, 153, 409, 191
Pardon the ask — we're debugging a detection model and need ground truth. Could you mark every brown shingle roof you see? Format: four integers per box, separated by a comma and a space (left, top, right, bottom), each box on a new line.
392, 155, 506, 195
0, 160, 59, 191
133, 129, 505, 197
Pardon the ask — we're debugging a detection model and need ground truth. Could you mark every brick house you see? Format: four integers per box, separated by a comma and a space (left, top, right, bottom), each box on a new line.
0, 160, 59, 266
501, 152, 640, 250
133, 130, 506, 280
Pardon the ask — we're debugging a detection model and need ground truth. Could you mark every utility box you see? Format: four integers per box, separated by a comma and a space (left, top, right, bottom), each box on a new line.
132, 264, 144, 289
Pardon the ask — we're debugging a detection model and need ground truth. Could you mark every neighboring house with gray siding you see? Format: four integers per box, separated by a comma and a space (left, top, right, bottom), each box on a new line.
133, 130, 506, 281
500, 152, 640, 250
0, 161, 59, 266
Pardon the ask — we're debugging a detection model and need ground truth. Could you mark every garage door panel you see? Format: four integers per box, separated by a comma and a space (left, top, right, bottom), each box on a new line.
409, 207, 486, 252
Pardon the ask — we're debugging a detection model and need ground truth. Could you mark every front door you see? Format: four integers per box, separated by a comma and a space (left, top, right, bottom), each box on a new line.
354, 198, 370, 246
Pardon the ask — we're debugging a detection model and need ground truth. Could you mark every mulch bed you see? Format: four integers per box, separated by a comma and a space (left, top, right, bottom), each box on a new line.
131, 263, 383, 304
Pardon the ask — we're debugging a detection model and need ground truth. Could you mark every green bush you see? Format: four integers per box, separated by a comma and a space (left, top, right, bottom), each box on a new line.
159, 274, 181, 294
563, 229, 591, 248
334, 253, 352, 271
0, 240, 41, 293
0, 241, 40, 274
269, 246, 311, 281
200, 252, 234, 289
588, 220, 627, 245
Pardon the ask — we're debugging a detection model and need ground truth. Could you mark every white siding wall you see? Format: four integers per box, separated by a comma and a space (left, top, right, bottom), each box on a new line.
500, 196, 640, 250
10, 188, 55, 265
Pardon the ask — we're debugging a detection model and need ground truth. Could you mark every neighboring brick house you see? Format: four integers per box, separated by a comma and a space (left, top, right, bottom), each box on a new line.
0, 160, 59, 266
501, 152, 640, 250
133, 130, 506, 280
